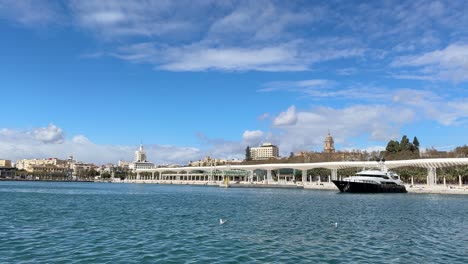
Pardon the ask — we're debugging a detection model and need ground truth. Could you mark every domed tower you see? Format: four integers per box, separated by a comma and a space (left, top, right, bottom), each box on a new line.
134, 144, 147, 162
324, 132, 335, 153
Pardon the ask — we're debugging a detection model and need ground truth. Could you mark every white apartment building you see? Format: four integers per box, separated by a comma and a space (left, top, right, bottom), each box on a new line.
15, 158, 67, 172
189, 156, 243, 167
251, 143, 279, 160
118, 160, 131, 168
132, 162, 155, 170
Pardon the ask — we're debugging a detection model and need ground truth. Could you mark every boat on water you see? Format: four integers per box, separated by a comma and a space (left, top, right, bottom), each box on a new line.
332, 170, 407, 193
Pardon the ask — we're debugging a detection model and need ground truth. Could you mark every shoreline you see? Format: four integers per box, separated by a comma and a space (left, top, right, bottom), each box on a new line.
405, 184, 468, 195
0, 179, 94, 183
2, 179, 467, 195
119, 180, 468, 195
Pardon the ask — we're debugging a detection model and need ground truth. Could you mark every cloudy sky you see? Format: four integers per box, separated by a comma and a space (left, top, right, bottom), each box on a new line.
0, 0, 467, 164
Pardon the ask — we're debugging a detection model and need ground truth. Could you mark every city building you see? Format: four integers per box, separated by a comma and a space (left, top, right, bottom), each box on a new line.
15, 158, 68, 172
0, 159, 12, 168
73, 162, 98, 176
130, 144, 154, 170
324, 132, 336, 153
0, 159, 14, 178
131, 162, 155, 170
134, 144, 147, 162
118, 160, 131, 168
251, 143, 280, 160
97, 164, 115, 174
189, 156, 243, 167
30, 165, 67, 174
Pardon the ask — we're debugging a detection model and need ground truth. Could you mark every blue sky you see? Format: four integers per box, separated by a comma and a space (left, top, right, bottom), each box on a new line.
0, 0, 467, 164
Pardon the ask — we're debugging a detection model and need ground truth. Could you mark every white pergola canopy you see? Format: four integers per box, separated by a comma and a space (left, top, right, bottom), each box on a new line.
136, 158, 468, 173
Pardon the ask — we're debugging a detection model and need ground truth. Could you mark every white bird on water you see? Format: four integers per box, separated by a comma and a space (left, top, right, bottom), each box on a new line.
219, 219, 227, 225
334, 222, 338, 228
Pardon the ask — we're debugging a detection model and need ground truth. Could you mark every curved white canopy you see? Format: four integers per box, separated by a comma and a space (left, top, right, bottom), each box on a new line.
136, 158, 468, 173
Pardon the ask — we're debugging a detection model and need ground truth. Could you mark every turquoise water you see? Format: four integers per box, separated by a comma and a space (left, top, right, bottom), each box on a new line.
0, 182, 467, 263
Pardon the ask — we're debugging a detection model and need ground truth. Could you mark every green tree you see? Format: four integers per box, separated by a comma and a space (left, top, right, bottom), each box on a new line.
245, 146, 252, 161
413, 136, 420, 148
400, 135, 411, 151
455, 145, 468, 157
409, 136, 419, 153
386, 140, 400, 153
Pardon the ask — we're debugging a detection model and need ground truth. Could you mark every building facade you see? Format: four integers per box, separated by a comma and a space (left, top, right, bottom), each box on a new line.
251, 143, 280, 160
0, 159, 12, 168
30, 165, 67, 174
15, 158, 67, 172
134, 144, 147, 162
0, 159, 14, 178
132, 162, 155, 170
118, 160, 131, 168
73, 162, 98, 175
189, 156, 243, 167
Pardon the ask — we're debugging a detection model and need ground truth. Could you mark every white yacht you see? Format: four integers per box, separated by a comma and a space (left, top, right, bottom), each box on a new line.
332, 169, 407, 193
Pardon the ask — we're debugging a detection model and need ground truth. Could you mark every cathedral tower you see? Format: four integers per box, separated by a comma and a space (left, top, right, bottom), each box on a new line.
324, 132, 335, 153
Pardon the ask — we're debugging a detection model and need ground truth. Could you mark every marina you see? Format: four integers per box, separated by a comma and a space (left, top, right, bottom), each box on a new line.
122, 158, 468, 195
2, 1, 468, 263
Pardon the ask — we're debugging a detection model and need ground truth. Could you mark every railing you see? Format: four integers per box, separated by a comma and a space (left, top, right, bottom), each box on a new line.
345, 179, 378, 184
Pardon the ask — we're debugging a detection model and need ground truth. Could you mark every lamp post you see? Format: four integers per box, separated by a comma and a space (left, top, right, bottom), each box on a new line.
210, 161, 213, 182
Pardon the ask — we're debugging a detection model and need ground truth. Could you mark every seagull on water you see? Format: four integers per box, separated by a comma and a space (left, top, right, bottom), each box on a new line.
219, 219, 228, 225
333, 222, 338, 228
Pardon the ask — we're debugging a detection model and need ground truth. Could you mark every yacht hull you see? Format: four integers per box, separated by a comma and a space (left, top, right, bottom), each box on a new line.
332, 181, 407, 193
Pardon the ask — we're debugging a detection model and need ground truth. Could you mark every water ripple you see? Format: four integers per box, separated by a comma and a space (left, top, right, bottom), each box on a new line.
0, 182, 467, 263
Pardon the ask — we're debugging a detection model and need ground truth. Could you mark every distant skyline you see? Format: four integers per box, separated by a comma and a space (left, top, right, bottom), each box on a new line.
0, 0, 467, 164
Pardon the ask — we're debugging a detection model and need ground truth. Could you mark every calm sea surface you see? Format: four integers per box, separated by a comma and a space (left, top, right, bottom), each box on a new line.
0, 181, 467, 263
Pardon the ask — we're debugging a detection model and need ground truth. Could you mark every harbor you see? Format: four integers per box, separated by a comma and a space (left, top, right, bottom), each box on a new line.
118, 178, 468, 195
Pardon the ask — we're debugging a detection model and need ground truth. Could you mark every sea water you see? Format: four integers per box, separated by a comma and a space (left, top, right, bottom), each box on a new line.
0, 181, 467, 263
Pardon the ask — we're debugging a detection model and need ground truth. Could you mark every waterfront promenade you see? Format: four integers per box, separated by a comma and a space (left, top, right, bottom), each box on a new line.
127, 158, 468, 194
119, 178, 468, 195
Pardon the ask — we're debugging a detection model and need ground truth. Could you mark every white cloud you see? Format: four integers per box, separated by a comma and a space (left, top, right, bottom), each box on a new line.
157, 44, 309, 72
242, 130, 264, 146
84, 11, 126, 25
68, 1, 197, 38
257, 113, 270, 121
67, 0, 363, 72
4, 0, 468, 75
207, 0, 319, 42
72, 135, 91, 145
260, 80, 468, 127
0, 1, 367, 72
260, 80, 394, 101
391, 89, 468, 126
33, 123, 65, 144
273, 106, 298, 126
268, 105, 415, 154
0, 124, 246, 165
260, 79, 335, 92
258, 86, 468, 154
111, 40, 364, 72
392, 44, 468, 82
0, 0, 63, 26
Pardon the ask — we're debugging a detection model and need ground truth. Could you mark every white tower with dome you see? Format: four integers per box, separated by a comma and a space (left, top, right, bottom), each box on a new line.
134, 144, 147, 162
